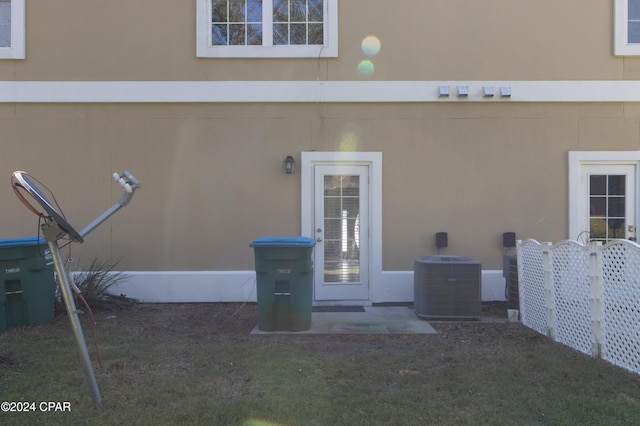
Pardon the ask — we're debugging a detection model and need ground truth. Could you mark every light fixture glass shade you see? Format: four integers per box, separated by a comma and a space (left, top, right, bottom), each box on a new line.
283, 156, 295, 174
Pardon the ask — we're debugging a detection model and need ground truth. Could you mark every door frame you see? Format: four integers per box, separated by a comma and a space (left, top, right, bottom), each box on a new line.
568, 151, 640, 242
301, 151, 382, 303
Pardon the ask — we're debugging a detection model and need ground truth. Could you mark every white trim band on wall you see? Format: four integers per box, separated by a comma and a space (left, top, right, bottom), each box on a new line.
108, 270, 507, 304
2, 80, 640, 103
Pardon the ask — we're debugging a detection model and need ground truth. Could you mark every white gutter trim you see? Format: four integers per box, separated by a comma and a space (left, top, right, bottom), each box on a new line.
1, 80, 640, 103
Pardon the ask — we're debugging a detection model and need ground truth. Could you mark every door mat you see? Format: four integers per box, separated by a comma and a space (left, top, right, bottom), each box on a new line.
312, 306, 365, 313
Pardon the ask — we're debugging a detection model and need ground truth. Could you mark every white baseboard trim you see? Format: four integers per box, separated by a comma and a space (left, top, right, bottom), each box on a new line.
481, 270, 509, 302
107, 269, 507, 303
108, 271, 258, 303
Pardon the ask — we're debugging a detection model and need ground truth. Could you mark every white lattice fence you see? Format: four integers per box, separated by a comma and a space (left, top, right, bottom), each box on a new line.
552, 241, 592, 356
517, 240, 547, 336
517, 239, 640, 375
601, 241, 640, 374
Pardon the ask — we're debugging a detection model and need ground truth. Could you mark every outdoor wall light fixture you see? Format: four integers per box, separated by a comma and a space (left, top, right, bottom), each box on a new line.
283, 156, 296, 174
457, 86, 468, 97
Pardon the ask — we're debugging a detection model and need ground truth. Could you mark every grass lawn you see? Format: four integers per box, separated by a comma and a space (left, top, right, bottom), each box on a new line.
1, 303, 640, 425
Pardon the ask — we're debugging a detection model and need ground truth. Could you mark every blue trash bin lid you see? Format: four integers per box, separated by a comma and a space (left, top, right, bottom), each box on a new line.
250, 236, 316, 247
0, 236, 46, 247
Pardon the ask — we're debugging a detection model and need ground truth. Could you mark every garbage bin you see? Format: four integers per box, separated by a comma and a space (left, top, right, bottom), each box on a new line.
0, 236, 55, 331
250, 236, 316, 331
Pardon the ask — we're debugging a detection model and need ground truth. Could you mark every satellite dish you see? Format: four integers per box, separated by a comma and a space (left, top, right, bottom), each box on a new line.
11, 169, 139, 405
11, 171, 84, 243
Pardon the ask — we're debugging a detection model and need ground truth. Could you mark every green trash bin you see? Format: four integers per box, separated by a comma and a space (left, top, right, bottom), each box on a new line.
250, 236, 316, 331
0, 236, 55, 331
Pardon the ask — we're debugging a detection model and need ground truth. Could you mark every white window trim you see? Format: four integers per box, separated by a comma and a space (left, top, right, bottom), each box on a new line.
196, 0, 338, 58
0, 0, 24, 59
568, 151, 640, 241
614, 0, 640, 56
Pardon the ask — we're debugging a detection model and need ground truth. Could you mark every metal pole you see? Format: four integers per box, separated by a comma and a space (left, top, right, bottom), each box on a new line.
78, 171, 140, 239
44, 224, 102, 405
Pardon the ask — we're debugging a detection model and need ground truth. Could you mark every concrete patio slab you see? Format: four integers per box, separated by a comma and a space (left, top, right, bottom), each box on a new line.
250, 306, 438, 335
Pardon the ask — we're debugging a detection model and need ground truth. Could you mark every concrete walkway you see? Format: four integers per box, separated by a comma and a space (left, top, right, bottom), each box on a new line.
251, 306, 438, 335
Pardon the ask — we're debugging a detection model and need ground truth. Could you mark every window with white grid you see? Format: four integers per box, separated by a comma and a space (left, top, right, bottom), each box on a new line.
0, 0, 24, 59
615, 0, 640, 55
197, 0, 338, 58
589, 175, 628, 242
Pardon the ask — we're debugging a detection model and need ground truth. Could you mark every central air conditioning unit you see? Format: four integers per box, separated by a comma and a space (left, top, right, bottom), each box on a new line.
413, 255, 482, 319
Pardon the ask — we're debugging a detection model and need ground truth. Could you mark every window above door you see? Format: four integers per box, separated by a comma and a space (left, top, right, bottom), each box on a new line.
0, 0, 24, 59
196, 0, 338, 58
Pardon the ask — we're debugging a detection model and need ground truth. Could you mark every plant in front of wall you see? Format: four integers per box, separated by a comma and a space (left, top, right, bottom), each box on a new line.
55, 257, 132, 311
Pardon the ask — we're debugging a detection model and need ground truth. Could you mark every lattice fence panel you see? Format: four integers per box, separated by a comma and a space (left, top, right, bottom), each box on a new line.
518, 240, 547, 335
601, 241, 640, 375
552, 241, 592, 356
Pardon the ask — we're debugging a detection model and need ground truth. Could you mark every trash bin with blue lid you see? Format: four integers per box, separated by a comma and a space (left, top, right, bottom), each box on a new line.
0, 236, 55, 330
250, 236, 316, 331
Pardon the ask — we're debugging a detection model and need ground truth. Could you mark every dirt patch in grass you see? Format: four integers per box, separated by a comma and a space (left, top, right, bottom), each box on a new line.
78, 301, 541, 365
101, 300, 526, 339
2, 301, 640, 425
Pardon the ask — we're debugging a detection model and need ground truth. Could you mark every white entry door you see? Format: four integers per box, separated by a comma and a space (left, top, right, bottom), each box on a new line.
581, 165, 637, 242
313, 165, 369, 300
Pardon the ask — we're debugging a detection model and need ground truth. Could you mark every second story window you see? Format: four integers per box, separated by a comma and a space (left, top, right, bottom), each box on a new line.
0, 0, 24, 59
272, 0, 324, 46
197, 0, 338, 58
211, 0, 263, 46
615, 0, 640, 55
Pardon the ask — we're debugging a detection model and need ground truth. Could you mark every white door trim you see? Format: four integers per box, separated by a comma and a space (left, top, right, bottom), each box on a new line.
301, 151, 382, 303
568, 151, 640, 241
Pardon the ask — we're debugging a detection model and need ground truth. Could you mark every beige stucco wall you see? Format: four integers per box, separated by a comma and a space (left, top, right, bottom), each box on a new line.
0, 0, 636, 81
2, 102, 640, 272
2, 2, 640, 276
